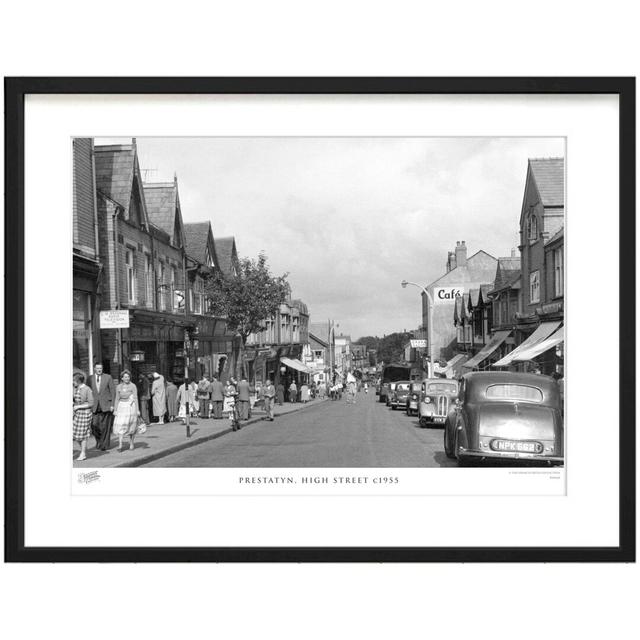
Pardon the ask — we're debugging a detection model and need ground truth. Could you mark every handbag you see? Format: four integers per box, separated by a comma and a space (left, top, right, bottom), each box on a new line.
136, 415, 147, 434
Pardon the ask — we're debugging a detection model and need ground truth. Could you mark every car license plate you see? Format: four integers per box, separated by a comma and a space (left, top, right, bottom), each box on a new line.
434, 417, 445, 423
491, 439, 542, 454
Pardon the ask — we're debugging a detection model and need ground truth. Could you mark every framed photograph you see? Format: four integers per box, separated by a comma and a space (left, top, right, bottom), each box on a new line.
4, 77, 635, 562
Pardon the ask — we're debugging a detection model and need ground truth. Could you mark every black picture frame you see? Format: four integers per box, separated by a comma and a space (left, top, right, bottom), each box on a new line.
4, 77, 635, 563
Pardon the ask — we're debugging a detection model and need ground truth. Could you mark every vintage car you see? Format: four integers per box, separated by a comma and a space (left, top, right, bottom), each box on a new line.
418, 378, 459, 426
405, 381, 424, 416
389, 381, 411, 410
443, 372, 564, 466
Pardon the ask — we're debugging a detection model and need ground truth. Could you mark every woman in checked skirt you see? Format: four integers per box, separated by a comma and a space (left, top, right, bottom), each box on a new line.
113, 369, 140, 452
73, 372, 94, 461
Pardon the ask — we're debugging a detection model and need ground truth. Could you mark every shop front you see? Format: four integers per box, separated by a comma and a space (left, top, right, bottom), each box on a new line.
73, 254, 100, 378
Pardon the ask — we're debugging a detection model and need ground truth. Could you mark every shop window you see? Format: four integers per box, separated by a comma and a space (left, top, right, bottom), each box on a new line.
529, 270, 540, 304
553, 247, 564, 297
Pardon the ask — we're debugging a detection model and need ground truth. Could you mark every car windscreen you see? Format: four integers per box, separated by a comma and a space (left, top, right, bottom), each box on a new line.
396, 383, 410, 391
485, 384, 543, 402
426, 383, 458, 394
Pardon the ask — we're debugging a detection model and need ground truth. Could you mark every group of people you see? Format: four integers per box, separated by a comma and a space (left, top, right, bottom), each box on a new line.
72, 363, 155, 460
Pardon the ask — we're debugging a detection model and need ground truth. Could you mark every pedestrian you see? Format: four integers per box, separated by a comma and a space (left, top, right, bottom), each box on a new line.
150, 372, 167, 424
87, 363, 116, 451
237, 375, 251, 421
166, 378, 178, 422
112, 369, 140, 452
262, 378, 276, 421
289, 380, 297, 403
210, 375, 224, 418
197, 374, 211, 419
136, 372, 151, 426
73, 372, 94, 461
224, 378, 239, 430
276, 381, 285, 405
364, 381, 368, 394
300, 382, 310, 404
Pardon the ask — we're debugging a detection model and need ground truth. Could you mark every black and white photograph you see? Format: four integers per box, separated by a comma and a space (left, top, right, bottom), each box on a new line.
73, 136, 565, 471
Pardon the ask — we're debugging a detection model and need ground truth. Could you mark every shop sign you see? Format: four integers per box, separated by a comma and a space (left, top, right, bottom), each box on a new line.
433, 286, 465, 305
410, 339, 427, 348
100, 310, 130, 329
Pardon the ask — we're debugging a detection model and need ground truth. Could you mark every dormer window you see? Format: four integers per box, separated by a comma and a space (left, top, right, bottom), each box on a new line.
527, 213, 538, 242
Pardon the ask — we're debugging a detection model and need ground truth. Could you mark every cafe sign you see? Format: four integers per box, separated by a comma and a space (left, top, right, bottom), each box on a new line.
100, 310, 130, 329
433, 286, 465, 305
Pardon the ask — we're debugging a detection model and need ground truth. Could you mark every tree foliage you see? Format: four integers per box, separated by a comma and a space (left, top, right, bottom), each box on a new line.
204, 252, 290, 345
354, 332, 413, 365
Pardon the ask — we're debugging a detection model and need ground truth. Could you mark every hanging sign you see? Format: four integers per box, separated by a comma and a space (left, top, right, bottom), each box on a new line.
99, 310, 130, 329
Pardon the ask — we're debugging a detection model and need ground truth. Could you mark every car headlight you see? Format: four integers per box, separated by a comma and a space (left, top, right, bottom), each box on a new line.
423, 397, 431, 404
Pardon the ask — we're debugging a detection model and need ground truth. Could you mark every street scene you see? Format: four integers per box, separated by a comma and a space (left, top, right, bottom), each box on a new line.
73, 137, 565, 468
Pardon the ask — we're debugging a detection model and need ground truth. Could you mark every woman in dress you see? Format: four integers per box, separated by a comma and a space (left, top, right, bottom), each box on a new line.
300, 383, 310, 404
113, 369, 140, 452
73, 372, 94, 461
276, 382, 285, 406
166, 379, 178, 422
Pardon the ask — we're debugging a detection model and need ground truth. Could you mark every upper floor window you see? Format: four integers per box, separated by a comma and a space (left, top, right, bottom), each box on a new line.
529, 270, 540, 304
125, 249, 136, 304
145, 254, 153, 308
553, 247, 564, 297
205, 247, 214, 268
527, 213, 538, 242
159, 262, 166, 310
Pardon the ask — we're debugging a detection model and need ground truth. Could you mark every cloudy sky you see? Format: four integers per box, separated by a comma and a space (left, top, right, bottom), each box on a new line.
99, 137, 564, 339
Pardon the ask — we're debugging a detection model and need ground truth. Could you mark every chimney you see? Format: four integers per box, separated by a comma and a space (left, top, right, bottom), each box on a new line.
455, 240, 467, 268
446, 250, 456, 272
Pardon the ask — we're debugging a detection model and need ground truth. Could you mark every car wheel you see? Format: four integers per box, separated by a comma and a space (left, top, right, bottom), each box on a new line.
391, 405, 396, 410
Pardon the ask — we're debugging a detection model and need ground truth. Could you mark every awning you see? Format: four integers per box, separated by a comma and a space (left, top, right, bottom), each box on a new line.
462, 330, 512, 369
492, 321, 562, 367
280, 357, 314, 374
434, 354, 466, 375
512, 327, 564, 362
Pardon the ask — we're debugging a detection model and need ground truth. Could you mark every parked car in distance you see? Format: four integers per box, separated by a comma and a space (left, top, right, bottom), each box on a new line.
444, 372, 564, 466
383, 382, 397, 406
418, 378, 459, 426
390, 381, 411, 410
406, 381, 423, 416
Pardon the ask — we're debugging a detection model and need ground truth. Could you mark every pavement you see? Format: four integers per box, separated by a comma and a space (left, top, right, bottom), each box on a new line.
73, 397, 329, 468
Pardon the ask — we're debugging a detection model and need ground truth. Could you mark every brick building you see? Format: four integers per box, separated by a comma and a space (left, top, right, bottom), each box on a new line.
245, 298, 311, 387
72, 138, 101, 377
183, 221, 240, 382
93, 141, 195, 381
492, 157, 565, 373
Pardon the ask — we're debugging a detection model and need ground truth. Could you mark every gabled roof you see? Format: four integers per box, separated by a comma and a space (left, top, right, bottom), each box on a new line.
184, 221, 219, 267
309, 332, 329, 349
428, 249, 498, 289
529, 158, 564, 207
493, 256, 522, 290
310, 322, 330, 344
143, 179, 185, 248
214, 237, 239, 276
545, 226, 565, 246
94, 143, 149, 228
454, 294, 469, 325
468, 288, 480, 309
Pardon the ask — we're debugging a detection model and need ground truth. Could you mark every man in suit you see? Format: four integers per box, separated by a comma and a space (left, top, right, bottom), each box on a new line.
210, 375, 224, 419
262, 378, 276, 422
237, 375, 251, 421
87, 363, 116, 450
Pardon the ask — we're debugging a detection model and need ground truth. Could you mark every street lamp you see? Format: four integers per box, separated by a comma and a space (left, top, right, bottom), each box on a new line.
401, 280, 434, 378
